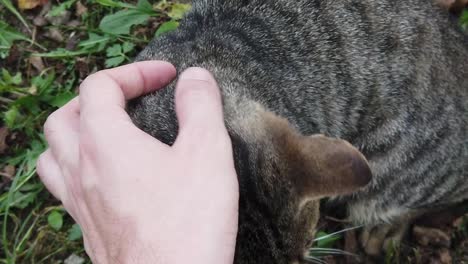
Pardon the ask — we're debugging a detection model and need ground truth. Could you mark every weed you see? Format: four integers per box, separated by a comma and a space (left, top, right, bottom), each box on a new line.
0, 0, 190, 262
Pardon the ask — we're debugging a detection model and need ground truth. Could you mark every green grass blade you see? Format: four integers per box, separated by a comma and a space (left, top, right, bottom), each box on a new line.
95, 0, 137, 9
14, 206, 38, 253
33, 48, 97, 58
0, 0, 30, 31
1, 159, 27, 262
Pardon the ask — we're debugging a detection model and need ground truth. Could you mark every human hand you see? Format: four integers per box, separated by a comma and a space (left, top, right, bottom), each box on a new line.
37, 62, 239, 264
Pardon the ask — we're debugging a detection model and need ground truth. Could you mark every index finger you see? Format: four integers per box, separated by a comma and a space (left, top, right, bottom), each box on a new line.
79, 61, 176, 118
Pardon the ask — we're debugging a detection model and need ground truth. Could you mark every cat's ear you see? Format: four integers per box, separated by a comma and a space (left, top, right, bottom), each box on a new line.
286, 134, 372, 198
263, 112, 372, 198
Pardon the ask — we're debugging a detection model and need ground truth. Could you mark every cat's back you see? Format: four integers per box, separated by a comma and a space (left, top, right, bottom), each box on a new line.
318, 0, 468, 223
192, 0, 468, 223
132, 0, 468, 224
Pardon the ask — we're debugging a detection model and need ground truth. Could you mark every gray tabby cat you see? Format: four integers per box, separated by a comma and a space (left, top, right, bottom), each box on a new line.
128, 0, 468, 263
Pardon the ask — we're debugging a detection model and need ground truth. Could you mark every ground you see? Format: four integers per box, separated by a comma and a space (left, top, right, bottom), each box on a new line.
0, 1, 467, 263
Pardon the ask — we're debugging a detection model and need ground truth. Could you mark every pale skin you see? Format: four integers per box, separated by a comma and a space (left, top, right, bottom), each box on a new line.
36, 61, 239, 264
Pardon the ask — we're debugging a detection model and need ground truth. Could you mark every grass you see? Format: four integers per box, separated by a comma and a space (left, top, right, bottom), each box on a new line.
1, 1, 468, 264
0, 0, 189, 262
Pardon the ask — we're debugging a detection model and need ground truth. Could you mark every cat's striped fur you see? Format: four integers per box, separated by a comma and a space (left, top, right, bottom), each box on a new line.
129, 0, 468, 263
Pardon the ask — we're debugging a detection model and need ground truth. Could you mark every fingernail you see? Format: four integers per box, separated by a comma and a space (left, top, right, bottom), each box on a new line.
179, 67, 213, 82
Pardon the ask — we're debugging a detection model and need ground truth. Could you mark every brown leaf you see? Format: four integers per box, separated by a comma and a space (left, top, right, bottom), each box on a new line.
1, 165, 16, 179
322, 256, 337, 264
75, 1, 88, 17
64, 254, 85, 264
46, 28, 64, 42
344, 230, 361, 263
46, 10, 71, 26
0, 127, 8, 155
437, 248, 452, 264
453, 216, 464, 228
413, 226, 451, 248
66, 20, 81, 28
29, 56, 45, 72
6, 45, 20, 66
75, 57, 91, 80
17, 0, 48, 10
33, 15, 48, 26
66, 33, 80, 50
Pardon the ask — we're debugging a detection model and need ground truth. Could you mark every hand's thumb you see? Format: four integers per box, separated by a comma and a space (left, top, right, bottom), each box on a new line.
174, 67, 227, 142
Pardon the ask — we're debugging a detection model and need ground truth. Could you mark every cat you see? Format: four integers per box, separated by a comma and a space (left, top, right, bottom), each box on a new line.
128, 0, 468, 263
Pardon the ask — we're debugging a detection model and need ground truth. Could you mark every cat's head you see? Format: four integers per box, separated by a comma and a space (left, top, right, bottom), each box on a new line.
229, 105, 372, 264
128, 84, 371, 264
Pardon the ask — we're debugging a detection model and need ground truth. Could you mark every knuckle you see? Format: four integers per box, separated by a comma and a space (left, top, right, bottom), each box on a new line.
79, 72, 108, 93
79, 74, 94, 90
36, 153, 46, 176
81, 72, 104, 85
43, 113, 59, 136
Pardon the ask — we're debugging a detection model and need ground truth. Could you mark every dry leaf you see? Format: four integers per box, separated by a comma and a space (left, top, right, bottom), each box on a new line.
33, 15, 48, 26
413, 226, 451, 248
46, 10, 71, 26
75, 1, 88, 17
437, 248, 452, 264
29, 56, 45, 72
17, 0, 48, 10
67, 20, 81, 28
344, 230, 361, 263
0, 127, 8, 154
64, 254, 85, 264
46, 28, 64, 42
453, 216, 464, 228
1, 165, 16, 179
